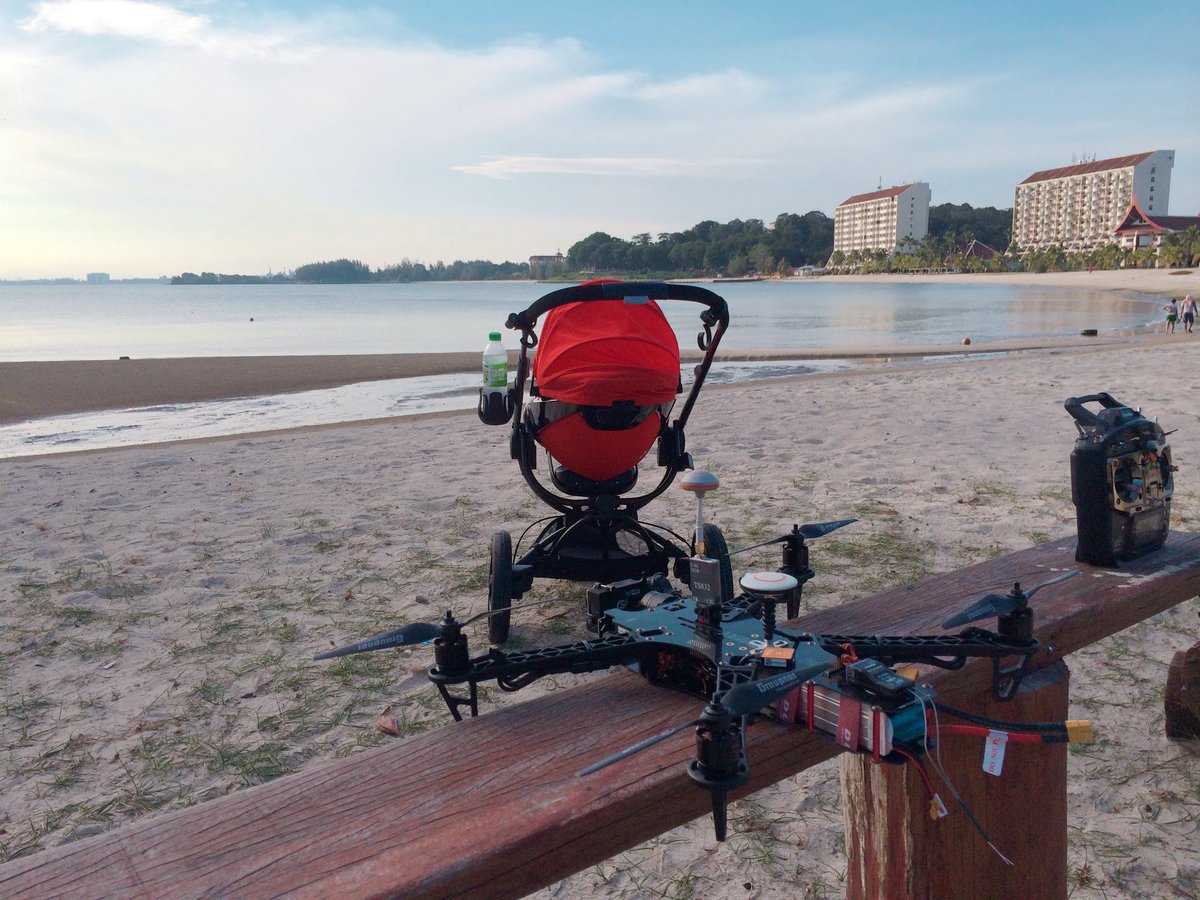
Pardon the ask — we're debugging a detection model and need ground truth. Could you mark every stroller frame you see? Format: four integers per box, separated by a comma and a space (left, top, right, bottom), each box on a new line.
483, 281, 731, 642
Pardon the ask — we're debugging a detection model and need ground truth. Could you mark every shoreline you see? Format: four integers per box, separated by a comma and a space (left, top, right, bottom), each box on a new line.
0, 328, 1181, 428
1, 334, 1187, 463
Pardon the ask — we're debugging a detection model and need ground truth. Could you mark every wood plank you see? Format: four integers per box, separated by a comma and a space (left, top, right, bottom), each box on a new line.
3, 532, 1199, 899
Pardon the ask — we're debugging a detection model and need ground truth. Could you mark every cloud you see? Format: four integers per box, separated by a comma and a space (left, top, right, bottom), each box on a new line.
22, 0, 294, 58
629, 68, 766, 102
453, 156, 763, 179
11, 3, 1184, 276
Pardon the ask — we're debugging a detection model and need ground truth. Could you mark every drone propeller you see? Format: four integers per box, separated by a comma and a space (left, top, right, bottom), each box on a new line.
722, 654, 838, 716
313, 621, 443, 659
578, 695, 748, 842
732, 518, 858, 555
578, 718, 703, 776
314, 596, 567, 661
723, 669, 809, 717
1019, 569, 1082, 600
941, 570, 1081, 629
796, 518, 858, 540
581, 651, 836, 777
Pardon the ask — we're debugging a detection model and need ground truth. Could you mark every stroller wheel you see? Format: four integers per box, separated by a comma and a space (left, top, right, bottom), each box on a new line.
700, 523, 735, 604
488, 531, 514, 644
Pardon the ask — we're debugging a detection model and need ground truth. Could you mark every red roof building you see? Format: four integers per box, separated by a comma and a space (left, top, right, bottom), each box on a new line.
1011, 150, 1174, 253
1113, 196, 1200, 251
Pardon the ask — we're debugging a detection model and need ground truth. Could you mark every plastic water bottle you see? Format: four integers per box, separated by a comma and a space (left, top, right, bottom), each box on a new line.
478, 331, 512, 425
482, 332, 508, 394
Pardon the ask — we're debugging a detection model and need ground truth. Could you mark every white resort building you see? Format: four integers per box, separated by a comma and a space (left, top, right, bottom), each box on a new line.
831, 183, 931, 260
1010, 150, 1174, 253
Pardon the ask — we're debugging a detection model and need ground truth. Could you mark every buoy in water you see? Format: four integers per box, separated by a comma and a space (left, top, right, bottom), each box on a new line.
961, 337, 971, 345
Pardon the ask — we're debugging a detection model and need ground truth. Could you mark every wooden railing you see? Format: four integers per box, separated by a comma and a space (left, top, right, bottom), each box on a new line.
3, 532, 1199, 899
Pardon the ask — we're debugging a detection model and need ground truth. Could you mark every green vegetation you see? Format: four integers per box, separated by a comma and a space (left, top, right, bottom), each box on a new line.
1155, 225, 1200, 268
567, 211, 835, 276
928, 203, 1012, 250
295, 257, 530, 283
167, 203, 1017, 283
1013, 236, 1193, 275
565, 204, 1015, 277
169, 209, 1199, 283
171, 271, 293, 285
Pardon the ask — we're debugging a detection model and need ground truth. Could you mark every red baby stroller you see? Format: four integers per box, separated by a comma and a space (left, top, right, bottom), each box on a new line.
478, 280, 734, 642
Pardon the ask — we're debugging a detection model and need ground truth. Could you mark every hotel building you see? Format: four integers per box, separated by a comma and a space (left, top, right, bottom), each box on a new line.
831, 183, 930, 259
1010, 150, 1174, 253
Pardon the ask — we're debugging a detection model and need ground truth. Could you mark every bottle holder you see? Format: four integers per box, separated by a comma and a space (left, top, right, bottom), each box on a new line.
478, 387, 515, 426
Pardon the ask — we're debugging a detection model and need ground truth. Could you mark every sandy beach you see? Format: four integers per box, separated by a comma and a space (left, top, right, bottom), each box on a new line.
2, 269, 1200, 896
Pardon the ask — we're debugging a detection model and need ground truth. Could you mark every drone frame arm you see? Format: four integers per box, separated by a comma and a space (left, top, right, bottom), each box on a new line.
428, 633, 657, 719
807, 629, 1039, 700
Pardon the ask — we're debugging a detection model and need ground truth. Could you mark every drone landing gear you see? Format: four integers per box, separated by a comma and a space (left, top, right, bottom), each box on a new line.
687, 701, 749, 841
434, 681, 479, 722
433, 611, 478, 721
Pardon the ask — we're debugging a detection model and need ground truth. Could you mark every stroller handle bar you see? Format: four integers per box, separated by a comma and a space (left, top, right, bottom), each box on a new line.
506, 281, 730, 336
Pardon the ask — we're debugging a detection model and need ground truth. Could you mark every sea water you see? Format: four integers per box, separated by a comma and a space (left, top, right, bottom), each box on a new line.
0, 279, 1159, 360
0, 280, 1160, 457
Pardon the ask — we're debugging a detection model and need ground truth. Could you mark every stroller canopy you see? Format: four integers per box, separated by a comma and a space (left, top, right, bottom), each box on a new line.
532, 298, 680, 406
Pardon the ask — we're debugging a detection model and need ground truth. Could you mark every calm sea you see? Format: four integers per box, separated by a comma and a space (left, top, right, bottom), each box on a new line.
0, 279, 1159, 360
0, 280, 1159, 457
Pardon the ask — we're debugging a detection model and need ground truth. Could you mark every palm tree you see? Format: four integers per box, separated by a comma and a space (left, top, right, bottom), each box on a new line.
916, 235, 940, 269
1094, 243, 1120, 270
1182, 225, 1200, 267
1159, 234, 1186, 269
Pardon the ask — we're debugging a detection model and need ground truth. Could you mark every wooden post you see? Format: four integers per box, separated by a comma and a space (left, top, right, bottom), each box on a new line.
841, 661, 1070, 900
1165, 643, 1200, 739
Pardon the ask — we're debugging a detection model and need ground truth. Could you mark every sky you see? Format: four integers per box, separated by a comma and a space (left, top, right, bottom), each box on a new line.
2, 1, 1198, 279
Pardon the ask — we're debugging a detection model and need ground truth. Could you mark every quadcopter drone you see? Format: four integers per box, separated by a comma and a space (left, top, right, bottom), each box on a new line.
316, 474, 1084, 843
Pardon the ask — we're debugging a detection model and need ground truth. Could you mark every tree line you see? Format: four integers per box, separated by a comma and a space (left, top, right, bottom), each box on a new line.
172, 258, 528, 284
293, 258, 529, 283
834, 224, 1200, 275
564, 204, 1018, 277
170, 205, 1199, 284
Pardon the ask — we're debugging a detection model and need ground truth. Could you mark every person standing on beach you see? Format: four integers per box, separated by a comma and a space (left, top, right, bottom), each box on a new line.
1183, 295, 1197, 334
1164, 297, 1180, 334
